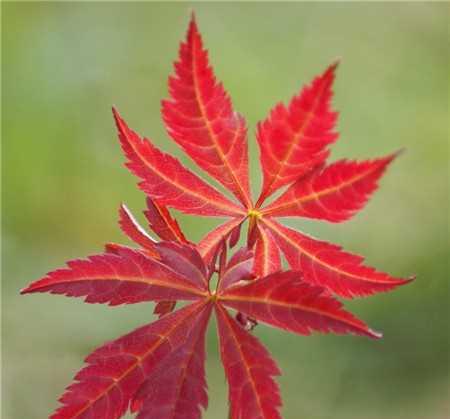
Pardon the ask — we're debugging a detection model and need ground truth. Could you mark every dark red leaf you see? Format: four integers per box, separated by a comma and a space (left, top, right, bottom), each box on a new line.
218, 247, 254, 292
219, 271, 381, 339
229, 222, 242, 248
21, 248, 207, 305
132, 303, 212, 419
155, 241, 208, 289
197, 218, 243, 264
153, 300, 177, 318
215, 304, 282, 419
50, 301, 211, 419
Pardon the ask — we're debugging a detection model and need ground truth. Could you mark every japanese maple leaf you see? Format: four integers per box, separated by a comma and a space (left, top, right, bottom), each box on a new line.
113, 14, 413, 300
22, 201, 383, 419
21, 12, 414, 419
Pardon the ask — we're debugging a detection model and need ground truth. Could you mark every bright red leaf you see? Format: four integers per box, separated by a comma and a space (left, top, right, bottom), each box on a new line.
162, 16, 252, 208
144, 197, 189, 243
113, 107, 245, 217
255, 62, 339, 206
111, 16, 410, 298
262, 153, 401, 222
264, 218, 413, 298
254, 223, 281, 278
23, 12, 413, 419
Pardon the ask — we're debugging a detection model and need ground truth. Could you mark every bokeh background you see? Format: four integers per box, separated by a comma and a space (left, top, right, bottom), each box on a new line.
3, 2, 448, 419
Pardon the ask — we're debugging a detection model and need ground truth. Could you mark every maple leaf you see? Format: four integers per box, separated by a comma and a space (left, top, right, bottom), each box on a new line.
22, 12, 414, 419
114, 14, 412, 298
23, 207, 381, 418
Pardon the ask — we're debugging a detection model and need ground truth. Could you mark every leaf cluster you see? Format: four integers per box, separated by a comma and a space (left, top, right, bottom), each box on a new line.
22, 14, 412, 419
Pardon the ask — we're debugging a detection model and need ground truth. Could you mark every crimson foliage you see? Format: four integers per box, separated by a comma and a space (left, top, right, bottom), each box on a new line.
22, 14, 412, 419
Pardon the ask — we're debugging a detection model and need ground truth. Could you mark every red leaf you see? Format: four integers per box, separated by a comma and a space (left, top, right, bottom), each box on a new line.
156, 241, 208, 289
113, 107, 245, 217
254, 224, 281, 277
21, 248, 207, 305
229, 222, 242, 248
215, 304, 282, 419
197, 218, 243, 264
162, 16, 252, 208
218, 247, 254, 292
226, 247, 254, 272
131, 303, 212, 419
256, 62, 338, 206
23, 15, 414, 419
219, 271, 381, 339
118, 203, 158, 253
247, 212, 259, 248
50, 301, 211, 419
206, 238, 227, 279
264, 219, 413, 298
262, 153, 400, 221
144, 199, 191, 316
144, 197, 188, 243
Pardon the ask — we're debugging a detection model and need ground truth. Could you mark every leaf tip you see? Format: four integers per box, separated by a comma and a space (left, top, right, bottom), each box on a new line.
322, 59, 340, 82
111, 105, 119, 118
369, 328, 383, 339
111, 106, 124, 129
404, 274, 416, 285
189, 9, 197, 24
104, 242, 121, 254
188, 9, 199, 37
20, 280, 42, 295
379, 148, 406, 170
330, 57, 342, 70
392, 147, 407, 159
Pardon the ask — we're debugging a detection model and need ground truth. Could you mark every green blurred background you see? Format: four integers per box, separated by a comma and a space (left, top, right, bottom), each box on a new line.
2, 2, 448, 418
